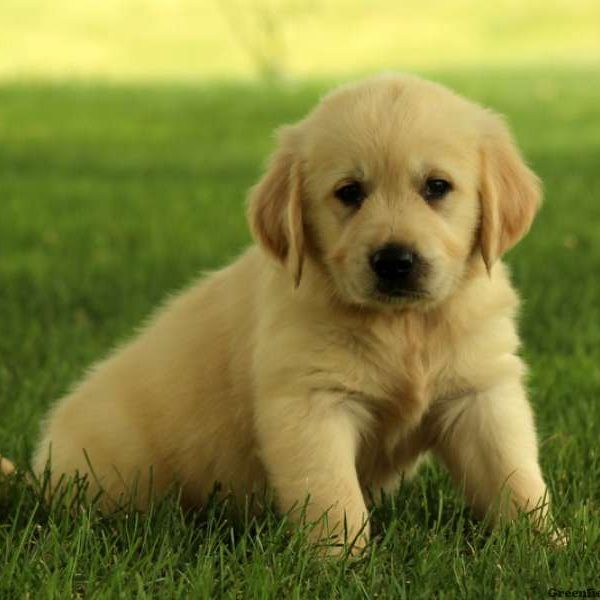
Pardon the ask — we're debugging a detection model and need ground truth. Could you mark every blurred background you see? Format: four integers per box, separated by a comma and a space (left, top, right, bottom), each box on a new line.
1, 0, 599, 81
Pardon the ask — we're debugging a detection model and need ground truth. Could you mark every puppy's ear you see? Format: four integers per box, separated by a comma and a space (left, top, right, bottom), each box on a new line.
247, 126, 305, 286
478, 114, 542, 271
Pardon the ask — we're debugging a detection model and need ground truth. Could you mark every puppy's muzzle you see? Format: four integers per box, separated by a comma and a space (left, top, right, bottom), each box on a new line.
369, 243, 425, 297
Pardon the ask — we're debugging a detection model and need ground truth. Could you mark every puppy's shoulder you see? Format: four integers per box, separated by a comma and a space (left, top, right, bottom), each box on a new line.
452, 259, 520, 325
437, 260, 525, 390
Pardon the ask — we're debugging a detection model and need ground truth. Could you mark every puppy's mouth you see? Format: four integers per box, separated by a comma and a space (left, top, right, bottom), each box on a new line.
372, 286, 429, 304
371, 271, 430, 303
333, 274, 431, 309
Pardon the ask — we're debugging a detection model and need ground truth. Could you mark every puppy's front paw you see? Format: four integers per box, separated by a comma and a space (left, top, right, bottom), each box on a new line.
315, 533, 370, 559
308, 514, 371, 558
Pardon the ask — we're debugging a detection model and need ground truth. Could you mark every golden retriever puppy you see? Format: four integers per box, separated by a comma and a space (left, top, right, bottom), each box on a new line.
27, 73, 549, 550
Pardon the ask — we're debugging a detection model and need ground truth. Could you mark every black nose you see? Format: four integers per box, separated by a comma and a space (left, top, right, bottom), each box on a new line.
369, 244, 417, 283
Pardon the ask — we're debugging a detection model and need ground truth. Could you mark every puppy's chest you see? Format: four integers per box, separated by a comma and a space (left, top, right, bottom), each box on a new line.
331, 316, 461, 430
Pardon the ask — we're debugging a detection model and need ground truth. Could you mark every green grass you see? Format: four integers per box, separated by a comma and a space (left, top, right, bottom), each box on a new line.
1, 66, 600, 597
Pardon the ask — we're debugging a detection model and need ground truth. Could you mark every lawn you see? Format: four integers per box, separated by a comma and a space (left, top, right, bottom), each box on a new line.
1, 67, 599, 597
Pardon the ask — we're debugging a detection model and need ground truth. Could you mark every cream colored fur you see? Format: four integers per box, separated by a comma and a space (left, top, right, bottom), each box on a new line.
25, 73, 551, 551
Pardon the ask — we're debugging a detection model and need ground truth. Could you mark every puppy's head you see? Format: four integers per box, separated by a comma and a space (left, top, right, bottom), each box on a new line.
248, 74, 541, 309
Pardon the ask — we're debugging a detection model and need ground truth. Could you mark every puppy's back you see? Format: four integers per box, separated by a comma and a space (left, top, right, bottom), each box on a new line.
33, 247, 267, 507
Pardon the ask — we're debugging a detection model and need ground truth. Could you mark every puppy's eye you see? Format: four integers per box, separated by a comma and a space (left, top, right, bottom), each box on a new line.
423, 178, 452, 201
334, 181, 366, 207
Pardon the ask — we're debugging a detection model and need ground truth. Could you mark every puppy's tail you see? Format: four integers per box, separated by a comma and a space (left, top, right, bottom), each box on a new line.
0, 454, 17, 477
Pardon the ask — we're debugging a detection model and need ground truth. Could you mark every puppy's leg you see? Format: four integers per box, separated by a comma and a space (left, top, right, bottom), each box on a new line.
256, 393, 368, 553
433, 381, 551, 529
